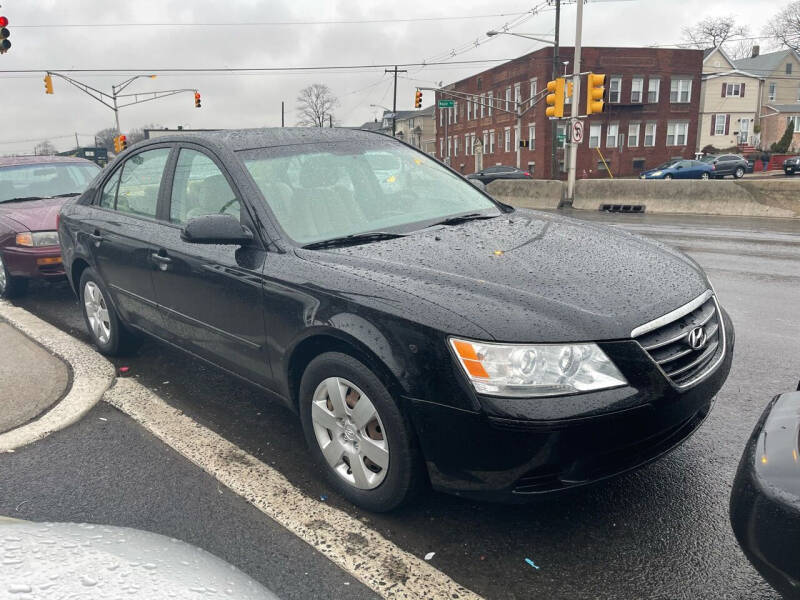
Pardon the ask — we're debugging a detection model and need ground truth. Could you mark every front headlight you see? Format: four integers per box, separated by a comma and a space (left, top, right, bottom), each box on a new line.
15, 231, 60, 247
450, 338, 627, 397
651, 170, 663, 177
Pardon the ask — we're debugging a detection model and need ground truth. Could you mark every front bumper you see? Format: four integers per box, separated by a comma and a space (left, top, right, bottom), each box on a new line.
730, 390, 800, 599
408, 310, 735, 501
2, 245, 65, 279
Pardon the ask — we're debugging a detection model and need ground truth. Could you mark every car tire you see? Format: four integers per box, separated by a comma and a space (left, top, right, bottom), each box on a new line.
299, 351, 424, 512
0, 254, 28, 299
701, 172, 710, 180
734, 167, 745, 179
79, 267, 139, 356
663, 174, 673, 180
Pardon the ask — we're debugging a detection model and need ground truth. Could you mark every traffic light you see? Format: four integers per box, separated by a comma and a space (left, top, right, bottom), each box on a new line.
194, 91, 201, 108
119, 135, 127, 151
545, 78, 565, 119
566, 81, 574, 99
44, 74, 54, 94
0, 15, 10, 54
414, 90, 423, 109
586, 72, 606, 115
113, 136, 120, 153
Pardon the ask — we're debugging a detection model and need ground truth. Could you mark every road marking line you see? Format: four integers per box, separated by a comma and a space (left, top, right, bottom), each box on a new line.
0, 301, 115, 452
106, 378, 482, 600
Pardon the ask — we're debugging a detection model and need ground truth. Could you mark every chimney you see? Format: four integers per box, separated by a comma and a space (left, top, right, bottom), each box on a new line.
752, 45, 760, 58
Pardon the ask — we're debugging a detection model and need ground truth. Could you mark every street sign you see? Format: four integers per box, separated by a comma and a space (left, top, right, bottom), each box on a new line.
571, 119, 584, 144
437, 99, 454, 108
557, 134, 566, 143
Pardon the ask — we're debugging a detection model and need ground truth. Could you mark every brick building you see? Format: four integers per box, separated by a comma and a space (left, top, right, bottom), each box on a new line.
435, 47, 704, 179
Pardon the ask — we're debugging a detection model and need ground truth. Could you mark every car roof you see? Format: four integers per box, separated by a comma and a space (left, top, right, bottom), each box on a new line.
133, 127, 388, 153
0, 155, 96, 168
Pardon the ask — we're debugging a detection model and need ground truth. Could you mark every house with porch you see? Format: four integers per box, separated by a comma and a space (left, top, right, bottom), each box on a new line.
698, 46, 762, 154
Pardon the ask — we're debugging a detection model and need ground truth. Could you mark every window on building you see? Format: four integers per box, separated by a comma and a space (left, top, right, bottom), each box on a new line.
528, 123, 536, 150
504, 127, 511, 152
666, 121, 689, 146
606, 122, 619, 148
505, 87, 511, 111
609, 77, 622, 103
788, 116, 800, 131
769, 82, 777, 101
787, 63, 793, 75
514, 82, 521, 109
453, 102, 458, 123
714, 114, 727, 135
488, 91, 493, 116
447, 137, 451, 157
797, 85, 800, 102
466, 100, 471, 121
631, 77, 643, 103
644, 122, 657, 146
482, 131, 488, 153
447, 108, 453, 125
489, 130, 496, 153
588, 123, 601, 148
440, 138, 444, 157
725, 83, 742, 97
632, 158, 646, 170
628, 122, 640, 147
529, 78, 538, 108
648, 78, 660, 103
464, 134, 470, 156
670, 78, 692, 103
453, 136, 458, 157
527, 162, 535, 175
439, 107, 443, 126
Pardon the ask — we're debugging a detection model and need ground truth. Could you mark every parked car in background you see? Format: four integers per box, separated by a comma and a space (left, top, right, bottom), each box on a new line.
640, 159, 714, 180
0, 156, 100, 297
700, 154, 748, 179
466, 165, 532, 185
730, 384, 800, 599
60, 128, 734, 512
783, 156, 800, 176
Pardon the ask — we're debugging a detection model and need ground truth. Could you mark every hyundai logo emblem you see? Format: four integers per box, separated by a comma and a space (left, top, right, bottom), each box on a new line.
687, 326, 707, 350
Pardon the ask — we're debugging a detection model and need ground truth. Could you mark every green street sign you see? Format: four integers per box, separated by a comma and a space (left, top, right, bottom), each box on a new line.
437, 99, 454, 108
557, 134, 566, 142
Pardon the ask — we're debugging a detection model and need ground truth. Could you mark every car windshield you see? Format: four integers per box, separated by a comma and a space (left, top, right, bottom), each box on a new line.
0, 162, 100, 203
655, 161, 680, 170
700, 155, 718, 163
239, 139, 500, 245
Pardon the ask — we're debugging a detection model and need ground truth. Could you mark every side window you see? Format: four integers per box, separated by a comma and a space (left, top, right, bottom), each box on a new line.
116, 148, 170, 218
170, 149, 239, 225
99, 168, 121, 208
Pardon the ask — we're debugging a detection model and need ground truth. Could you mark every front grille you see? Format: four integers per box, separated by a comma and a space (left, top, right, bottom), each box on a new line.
633, 292, 724, 387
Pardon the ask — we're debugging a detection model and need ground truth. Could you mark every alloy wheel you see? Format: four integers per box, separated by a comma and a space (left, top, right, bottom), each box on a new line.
84, 281, 111, 345
310, 376, 390, 490
701, 172, 710, 180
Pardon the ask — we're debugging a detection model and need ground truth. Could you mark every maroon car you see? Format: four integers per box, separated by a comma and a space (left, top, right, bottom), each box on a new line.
0, 155, 100, 297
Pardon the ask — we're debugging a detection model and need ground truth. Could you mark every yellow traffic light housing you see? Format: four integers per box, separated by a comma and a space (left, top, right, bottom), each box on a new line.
586, 72, 606, 115
545, 78, 565, 119
414, 90, 423, 109
44, 74, 54, 94
113, 136, 120, 153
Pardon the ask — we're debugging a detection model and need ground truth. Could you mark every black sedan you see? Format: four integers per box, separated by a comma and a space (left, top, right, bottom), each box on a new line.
700, 154, 748, 179
784, 156, 800, 175
730, 385, 800, 598
59, 128, 734, 511
466, 165, 532, 185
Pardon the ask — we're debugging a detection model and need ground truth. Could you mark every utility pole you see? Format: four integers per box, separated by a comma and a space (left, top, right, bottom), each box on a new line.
385, 65, 407, 137
329, 114, 333, 128
74, 132, 80, 150
281, 101, 285, 127
566, 0, 583, 203
551, 0, 561, 180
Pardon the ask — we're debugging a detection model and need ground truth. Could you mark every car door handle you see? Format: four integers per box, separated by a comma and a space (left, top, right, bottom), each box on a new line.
151, 253, 172, 264
89, 232, 103, 242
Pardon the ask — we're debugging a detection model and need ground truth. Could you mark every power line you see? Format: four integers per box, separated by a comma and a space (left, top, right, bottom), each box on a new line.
11, 11, 533, 28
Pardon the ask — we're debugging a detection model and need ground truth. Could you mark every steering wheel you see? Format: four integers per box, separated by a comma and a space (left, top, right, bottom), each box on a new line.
218, 198, 240, 214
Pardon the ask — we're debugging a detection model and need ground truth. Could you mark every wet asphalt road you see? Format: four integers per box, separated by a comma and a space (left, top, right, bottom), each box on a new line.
8, 210, 800, 599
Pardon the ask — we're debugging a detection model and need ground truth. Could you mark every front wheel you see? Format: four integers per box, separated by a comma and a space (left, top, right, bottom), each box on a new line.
663, 174, 673, 180
79, 267, 139, 355
701, 172, 710, 180
734, 167, 745, 179
0, 254, 28, 299
299, 352, 423, 512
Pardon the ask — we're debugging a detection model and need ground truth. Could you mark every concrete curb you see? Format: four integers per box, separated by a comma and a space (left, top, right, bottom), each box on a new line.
0, 300, 115, 453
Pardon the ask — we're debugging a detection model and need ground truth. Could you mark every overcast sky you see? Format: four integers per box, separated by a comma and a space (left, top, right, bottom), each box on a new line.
0, 0, 783, 154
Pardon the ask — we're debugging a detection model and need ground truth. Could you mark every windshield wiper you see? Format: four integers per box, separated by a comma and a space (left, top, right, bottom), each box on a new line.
53, 192, 81, 198
1, 196, 42, 203
303, 231, 409, 250
426, 212, 499, 227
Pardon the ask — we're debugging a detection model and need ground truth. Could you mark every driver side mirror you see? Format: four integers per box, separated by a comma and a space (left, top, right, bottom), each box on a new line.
676, 165, 683, 170
181, 214, 254, 245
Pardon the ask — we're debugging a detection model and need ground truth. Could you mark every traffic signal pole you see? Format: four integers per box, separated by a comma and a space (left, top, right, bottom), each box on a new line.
551, 0, 561, 180
565, 0, 584, 205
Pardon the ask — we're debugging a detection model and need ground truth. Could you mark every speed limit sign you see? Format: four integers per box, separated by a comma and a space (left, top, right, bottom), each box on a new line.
571, 119, 584, 143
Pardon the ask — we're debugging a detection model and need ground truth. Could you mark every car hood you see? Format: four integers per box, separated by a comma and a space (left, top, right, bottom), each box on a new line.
296, 209, 709, 342
0, 196, 66, 231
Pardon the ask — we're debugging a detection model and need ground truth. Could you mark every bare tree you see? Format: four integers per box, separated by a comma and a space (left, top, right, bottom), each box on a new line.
296, 83, 338, 127
766, 1, 800, 51
34, 140, 57, 155
93, 127, 118, 151
682, 16, 749, 51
